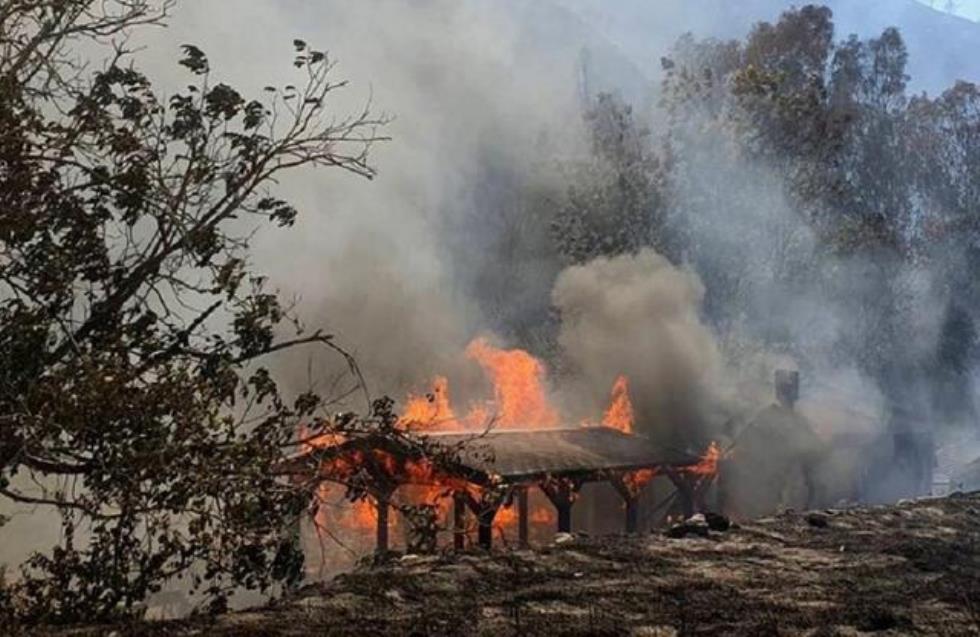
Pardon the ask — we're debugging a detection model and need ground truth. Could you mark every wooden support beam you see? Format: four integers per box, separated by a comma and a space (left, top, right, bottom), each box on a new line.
609, 474, 644, 534
476, 497, 505, 550
557, 499, 572, 533
463, 489, 508, 550
517, 486, 529, 547
477, 509, 495, 549
540, 480, 579, 534
625, 498, 639, 533
665, 469, 695, 519
453, 491, 467, 550
371, 479, 399, 555
376, 493, 391, 554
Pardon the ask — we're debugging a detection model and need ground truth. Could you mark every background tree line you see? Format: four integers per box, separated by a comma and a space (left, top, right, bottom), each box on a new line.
531, 5, 980, 429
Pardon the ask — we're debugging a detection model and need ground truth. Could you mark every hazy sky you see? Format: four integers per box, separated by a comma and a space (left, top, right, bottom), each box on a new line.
921, 0, 980, 19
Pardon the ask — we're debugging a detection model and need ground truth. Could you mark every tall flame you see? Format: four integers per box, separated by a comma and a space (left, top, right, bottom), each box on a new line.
464, 337, 559, 428
602, 375, 634, 434
400, 375, 457, 431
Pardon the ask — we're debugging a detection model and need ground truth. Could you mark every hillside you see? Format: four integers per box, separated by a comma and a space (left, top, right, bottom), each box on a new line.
47, 492, 980, 636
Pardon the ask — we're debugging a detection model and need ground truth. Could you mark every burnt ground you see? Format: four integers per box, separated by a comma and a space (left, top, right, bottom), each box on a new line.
47, 492, 980, 636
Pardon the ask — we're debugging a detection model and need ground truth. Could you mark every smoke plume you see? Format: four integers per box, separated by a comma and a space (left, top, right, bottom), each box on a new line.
552, 250, 723, 447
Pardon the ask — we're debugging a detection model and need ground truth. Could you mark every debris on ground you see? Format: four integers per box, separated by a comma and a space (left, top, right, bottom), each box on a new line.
805, 512, 829, 528
37, 492, 980, 636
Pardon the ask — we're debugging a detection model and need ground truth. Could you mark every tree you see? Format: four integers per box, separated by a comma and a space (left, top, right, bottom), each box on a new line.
658, 5, 980, 438
0, 0, 429, 623
660, 7, 913, 332
907, 81, 980, 253
551, 92, 669, 265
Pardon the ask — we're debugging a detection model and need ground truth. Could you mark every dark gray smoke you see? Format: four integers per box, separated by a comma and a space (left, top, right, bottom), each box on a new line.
552, 250, 723, 447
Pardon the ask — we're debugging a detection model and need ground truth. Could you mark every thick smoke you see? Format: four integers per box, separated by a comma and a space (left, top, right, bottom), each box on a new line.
130, 0, 624, 402
2, 0, 603, 569
662, 78, 951, 502
551, 250, 723, 447
131, 0, 965, 430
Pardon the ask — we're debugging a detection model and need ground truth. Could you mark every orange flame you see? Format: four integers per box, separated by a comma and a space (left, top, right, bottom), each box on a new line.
685, 441, 722, 477
400, 375, 458, 431
624, 468, 657, 494
309, 483, 380, 552
602, 375, 634, 434
530, 506, 555, 525
297, 423, 344, 455
302, 337, 653, 556
464, 337, 559, 428
495, 505, 518, 531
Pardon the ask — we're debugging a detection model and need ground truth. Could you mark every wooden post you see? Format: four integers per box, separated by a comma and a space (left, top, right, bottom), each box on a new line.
625, 498, 639, 533
517, 486, 529, 547
626, 498, 640, 533
541, 480, 578, 534
557, 490, 572, 533
475, 497, 504, 550
376, 492, 390, 554
453, 491, 466, 550
464, 490, 506, 550
609, 476, 640, 534
477, 509, 495, 549
666, 469, 695, 518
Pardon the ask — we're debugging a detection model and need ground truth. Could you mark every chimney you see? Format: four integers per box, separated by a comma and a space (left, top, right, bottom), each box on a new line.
775, 369, 799, 408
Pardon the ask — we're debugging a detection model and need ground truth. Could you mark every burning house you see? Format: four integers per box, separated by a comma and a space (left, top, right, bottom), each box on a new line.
289, 337, 946, 571
288, 337, 722, 566
295, 426, 710, 553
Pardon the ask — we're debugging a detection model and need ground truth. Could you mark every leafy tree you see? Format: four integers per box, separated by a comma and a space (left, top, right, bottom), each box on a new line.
660, 9, 905, 321
0, 0, 450, 623
551, 92, 669, 265
727, 8, 913, 251
659, 5, 980, 432
907, 81, 980, 253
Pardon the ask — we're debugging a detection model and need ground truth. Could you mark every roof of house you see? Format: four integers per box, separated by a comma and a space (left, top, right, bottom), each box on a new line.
421, 427, 700, 481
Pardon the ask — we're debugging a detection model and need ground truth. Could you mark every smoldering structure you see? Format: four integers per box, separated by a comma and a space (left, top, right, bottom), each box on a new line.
290, 328, 714, 557
291, 426, 709, 554
289, 249, 939, 571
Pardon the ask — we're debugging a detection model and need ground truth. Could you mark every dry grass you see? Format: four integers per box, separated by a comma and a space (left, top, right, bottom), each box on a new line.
32, 492, 980, 636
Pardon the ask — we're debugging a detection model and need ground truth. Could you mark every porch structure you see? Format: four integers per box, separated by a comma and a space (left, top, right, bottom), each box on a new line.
293, 426, 706, 551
